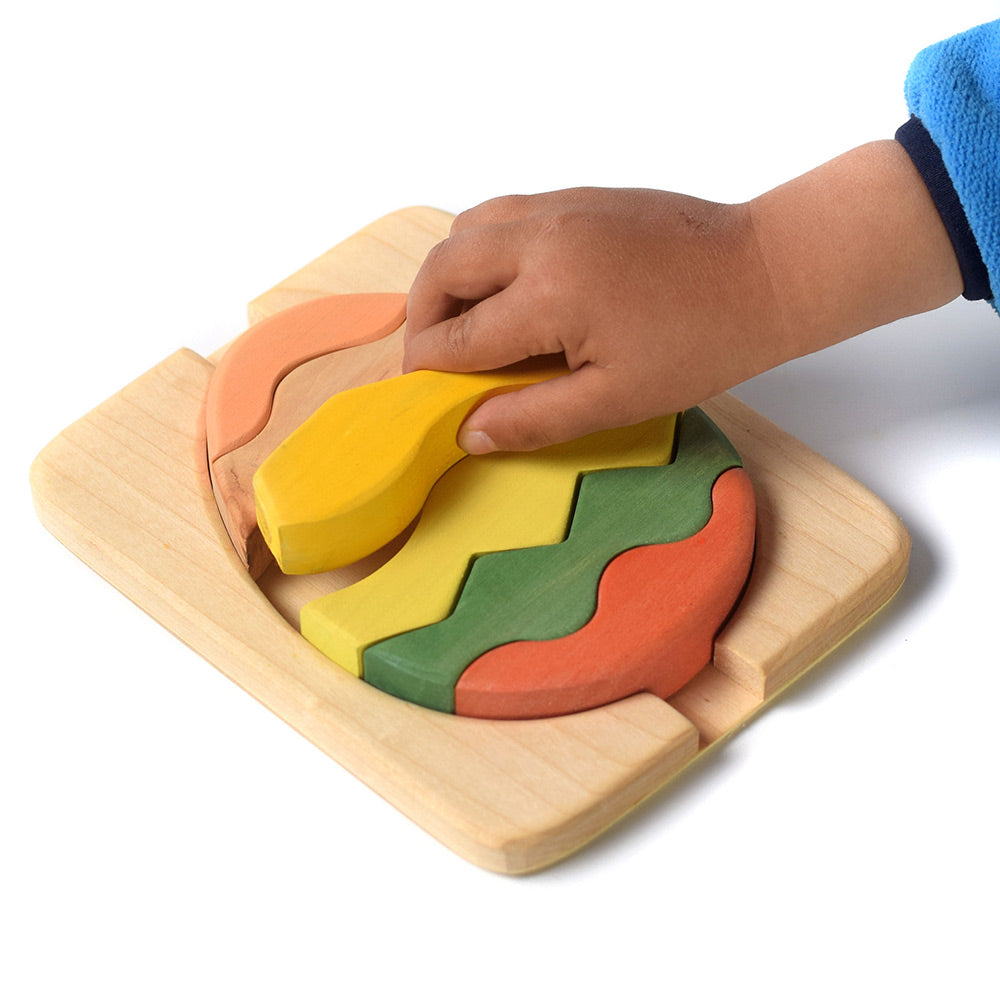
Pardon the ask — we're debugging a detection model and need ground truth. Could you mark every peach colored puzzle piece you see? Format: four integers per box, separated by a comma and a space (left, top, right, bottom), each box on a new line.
206, 293, 407, 575
299, 414, 677, 676
453, 467, 755, 719
206, 292, 407, 462
253, 361, 567, 575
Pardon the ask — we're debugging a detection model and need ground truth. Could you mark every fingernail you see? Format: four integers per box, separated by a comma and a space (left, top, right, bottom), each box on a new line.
459, 429, 497, 455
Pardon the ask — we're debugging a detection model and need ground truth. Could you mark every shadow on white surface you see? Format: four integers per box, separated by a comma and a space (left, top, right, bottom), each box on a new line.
731, 297, 1000, 484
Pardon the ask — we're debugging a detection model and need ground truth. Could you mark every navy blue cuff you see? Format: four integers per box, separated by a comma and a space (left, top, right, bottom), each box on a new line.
895, 115, 992, 301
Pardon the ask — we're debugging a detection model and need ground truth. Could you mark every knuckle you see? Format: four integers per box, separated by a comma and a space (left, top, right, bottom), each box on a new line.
453, 194, 530, 233
422, 237, 451, 270
515, 422, 561, 451
521, 264, 561, 305
442, 309, 474, 359
535, 211, 570, 240
507, 395, 565, 451
517, 262, 570, 338
412, 239, 452, 291
450, 208, 476, 234
533, 205, 589, 242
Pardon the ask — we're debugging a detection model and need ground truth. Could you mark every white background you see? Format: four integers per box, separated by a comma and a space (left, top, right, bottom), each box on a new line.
5, 2, 999, 997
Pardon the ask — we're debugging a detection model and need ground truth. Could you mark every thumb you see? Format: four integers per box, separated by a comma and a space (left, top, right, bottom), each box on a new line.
459, 365, 627, 453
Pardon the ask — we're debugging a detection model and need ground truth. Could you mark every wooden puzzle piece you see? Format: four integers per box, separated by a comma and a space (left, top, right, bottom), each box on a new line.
205, 292, 406, 462
253, 360, 568, 574
453, 467, 755, 719
299, 414, 677, 676
210, 314, 411, 577
363, 407, 743, 713
206, 292, 407, 576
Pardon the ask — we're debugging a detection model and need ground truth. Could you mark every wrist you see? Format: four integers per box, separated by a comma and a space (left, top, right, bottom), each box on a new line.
747, 140, 963, 360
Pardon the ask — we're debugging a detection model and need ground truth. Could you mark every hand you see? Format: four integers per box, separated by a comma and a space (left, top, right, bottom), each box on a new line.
405, 144, 962, 454
403, 187, 784, 452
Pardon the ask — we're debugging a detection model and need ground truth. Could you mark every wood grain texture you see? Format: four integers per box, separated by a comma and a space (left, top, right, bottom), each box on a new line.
254, 361, 566, 574
30, 349, 699, 874
454, 467, 755, 719
30, 207, 911, 873
242, 207, 452, 327
300, 415, 676, 677
362, 408, 741, 714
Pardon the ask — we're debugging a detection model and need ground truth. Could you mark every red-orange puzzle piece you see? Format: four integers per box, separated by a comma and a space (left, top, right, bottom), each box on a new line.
453, 467, 755, 720
205, 292, 407, 463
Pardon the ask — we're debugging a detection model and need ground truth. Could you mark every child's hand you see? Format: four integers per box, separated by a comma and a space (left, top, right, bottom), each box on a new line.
403, 187, 783, 453
404, 144, 961, 454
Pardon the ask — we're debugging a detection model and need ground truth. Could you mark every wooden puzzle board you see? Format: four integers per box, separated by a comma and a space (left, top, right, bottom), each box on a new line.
29, 207, 910, 874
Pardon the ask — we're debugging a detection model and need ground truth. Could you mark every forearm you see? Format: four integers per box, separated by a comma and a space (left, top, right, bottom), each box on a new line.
748, 139, 963, 363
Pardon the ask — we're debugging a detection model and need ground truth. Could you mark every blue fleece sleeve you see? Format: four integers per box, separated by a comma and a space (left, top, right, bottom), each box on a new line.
903, 19, 1000, 309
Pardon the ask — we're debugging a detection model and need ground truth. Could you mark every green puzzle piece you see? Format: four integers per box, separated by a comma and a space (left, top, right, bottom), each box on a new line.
363, 408, 742, 712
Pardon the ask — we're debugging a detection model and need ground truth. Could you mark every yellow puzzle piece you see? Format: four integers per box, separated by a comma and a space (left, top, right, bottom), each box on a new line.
300, 415, 677, 675
253, 361, 566, 574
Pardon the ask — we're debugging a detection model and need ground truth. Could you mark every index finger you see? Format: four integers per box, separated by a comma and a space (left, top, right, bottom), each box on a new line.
403, 279, 566, 375
406, 222, 521, 338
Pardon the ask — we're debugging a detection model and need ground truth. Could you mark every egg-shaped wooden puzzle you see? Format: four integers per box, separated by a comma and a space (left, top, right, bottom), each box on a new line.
31, 208, 910, 873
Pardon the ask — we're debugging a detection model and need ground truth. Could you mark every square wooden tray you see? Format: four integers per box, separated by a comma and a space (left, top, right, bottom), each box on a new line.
30, 207, 909, 874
